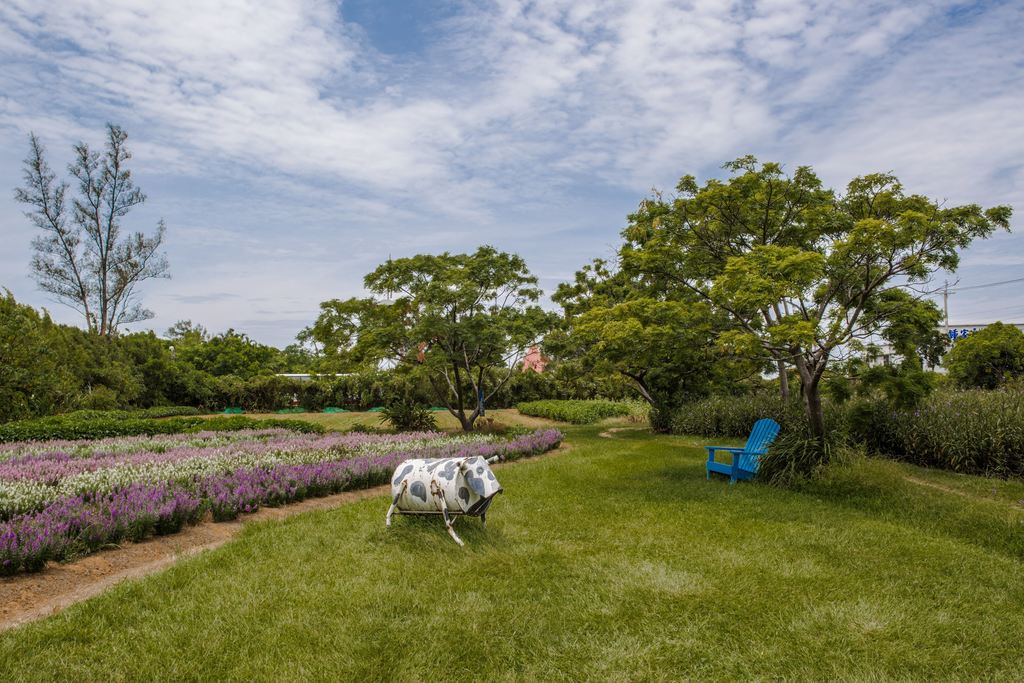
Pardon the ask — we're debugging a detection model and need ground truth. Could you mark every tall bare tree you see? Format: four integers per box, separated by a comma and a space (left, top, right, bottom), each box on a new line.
15, 124, 169, 336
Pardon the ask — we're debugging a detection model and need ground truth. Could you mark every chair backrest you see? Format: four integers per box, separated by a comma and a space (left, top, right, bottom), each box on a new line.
743, 418, 781, 455
735, 418, 780, 473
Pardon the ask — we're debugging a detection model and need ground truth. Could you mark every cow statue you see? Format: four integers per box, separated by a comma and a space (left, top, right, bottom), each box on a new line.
385, 454, 503, 546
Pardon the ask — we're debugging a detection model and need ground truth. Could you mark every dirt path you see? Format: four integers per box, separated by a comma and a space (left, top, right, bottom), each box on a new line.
598, 426, 647, 438
0, 443, 570, 632
902, 475, 1024, 509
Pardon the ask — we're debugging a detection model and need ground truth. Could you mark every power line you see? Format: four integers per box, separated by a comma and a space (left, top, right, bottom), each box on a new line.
949, 275, 1024, 292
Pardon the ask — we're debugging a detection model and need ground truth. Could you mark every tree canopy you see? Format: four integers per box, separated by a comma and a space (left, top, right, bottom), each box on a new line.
944, 322, 1024, 389
547, 258, 761, 431
302, 246, 555, 430
622, 156, 1012, 441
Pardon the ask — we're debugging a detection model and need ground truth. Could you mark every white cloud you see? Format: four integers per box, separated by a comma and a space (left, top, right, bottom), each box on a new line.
0, 0, 1020, 344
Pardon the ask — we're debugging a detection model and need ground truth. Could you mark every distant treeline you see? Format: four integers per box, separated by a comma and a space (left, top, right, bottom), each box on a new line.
0, 291, 636, 422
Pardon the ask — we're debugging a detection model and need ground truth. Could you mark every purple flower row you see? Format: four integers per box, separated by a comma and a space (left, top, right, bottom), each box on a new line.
0, 429, 561, 575
1, 483, 201, 575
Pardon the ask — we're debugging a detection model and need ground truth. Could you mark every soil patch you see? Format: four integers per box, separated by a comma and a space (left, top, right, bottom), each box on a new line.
599, 427, 647, 439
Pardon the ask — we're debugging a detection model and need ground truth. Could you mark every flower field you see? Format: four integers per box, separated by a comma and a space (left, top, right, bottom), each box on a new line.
0, 428, 562, 575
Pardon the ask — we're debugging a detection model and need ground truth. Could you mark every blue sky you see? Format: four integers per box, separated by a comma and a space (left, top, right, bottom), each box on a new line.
0, 0, 1021, 347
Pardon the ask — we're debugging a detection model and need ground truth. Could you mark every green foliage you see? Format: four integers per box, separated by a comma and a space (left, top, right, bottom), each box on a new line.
944, 322, 1024, 389
0, 291, 78, 421
173, 328, 284, 380
670, 393, 810, 438
56, 406, 202, 420
548, 258, 762, 431
379, 400, 437, 432
622, 156, 1011, 441
758, 430, 835, 486
848, 388, 1024, 477
0, 414, 322, 443
303, 246, 557, 430
516, 399, 631, 424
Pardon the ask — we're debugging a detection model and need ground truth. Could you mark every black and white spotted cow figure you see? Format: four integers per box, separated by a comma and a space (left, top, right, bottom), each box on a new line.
385, 455, 503, 546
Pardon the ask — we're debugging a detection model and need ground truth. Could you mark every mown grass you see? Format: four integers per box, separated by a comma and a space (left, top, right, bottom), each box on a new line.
1, 423, 1022, 681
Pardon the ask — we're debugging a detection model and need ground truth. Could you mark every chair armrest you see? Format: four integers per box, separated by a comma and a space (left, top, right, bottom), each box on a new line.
705, 446, 745, 453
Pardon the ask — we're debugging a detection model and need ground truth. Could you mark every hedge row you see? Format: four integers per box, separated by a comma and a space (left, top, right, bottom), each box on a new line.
516, 400, 632, 424
670, 388, 1024, 478
0, 414, 324, 443
52, 406, 204, 421
848, 389, 1024, 477
670, 393, 810, 438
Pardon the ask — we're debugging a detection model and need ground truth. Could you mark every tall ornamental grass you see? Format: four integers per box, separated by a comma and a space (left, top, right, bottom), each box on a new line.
516, 400, 632, 424
670, 393, 810, 438
850, 389, 1024, 477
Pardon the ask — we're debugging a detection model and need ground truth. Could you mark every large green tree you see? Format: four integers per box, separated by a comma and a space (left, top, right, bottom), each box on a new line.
623, 157, 1011, 443
173, 328, 283, 380
302, 247, 554, 431
548, 259, 759, 431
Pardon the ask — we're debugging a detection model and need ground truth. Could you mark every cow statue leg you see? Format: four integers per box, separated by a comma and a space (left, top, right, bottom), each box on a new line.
385, 480, 408, 528
438, 495, 464, 547
480, 512, 487, 529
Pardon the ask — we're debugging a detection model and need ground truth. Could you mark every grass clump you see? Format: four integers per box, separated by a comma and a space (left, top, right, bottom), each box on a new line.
516, 399, 632, 424
378, 400, 438, 432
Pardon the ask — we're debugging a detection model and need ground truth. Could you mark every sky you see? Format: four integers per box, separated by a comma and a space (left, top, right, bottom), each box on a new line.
0, 0, 1021, 348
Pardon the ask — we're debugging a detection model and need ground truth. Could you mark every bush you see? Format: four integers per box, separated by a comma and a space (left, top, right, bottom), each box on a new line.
516, 400, 632, 424
379, 400, 437, 432
757, 431, 835, 486
55, 406, 203, 421
0, 414, 323, 443
474, 417, 509, 434
670, 393, 810, 438
848, 388, 1024, 477
944, 322, 1024, 389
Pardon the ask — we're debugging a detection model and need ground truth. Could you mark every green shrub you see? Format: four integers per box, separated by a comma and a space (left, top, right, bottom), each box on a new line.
758, 431, 835, 486
670, 393, 810, 438
345, 422, 387, 434
0, 414, 322, 443
516, 400, 632, 424
849, 388, 1024, 477
943, 322, 1024, 389
379, 400, 437, 432
55, 406, 203, 421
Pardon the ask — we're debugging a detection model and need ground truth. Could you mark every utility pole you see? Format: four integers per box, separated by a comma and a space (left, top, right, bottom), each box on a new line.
943, 281, 950, 328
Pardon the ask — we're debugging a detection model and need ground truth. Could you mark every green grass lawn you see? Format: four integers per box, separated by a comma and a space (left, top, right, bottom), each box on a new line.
2, 420, 1023, 681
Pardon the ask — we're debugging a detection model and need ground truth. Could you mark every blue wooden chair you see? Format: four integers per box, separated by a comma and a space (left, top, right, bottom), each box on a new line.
705, 418, 780, 483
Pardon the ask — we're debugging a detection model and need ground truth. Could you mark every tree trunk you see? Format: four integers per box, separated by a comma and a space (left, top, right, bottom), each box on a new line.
777, 359, 790, 401
802, 378, 826, 443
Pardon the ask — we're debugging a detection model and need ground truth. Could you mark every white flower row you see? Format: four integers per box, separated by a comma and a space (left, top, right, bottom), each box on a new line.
0, 432, 496, 518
